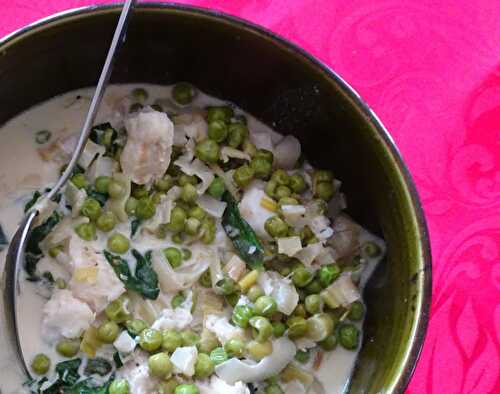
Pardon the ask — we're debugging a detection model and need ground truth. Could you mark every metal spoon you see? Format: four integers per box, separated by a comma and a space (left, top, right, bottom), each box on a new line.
3, 0, 136, 378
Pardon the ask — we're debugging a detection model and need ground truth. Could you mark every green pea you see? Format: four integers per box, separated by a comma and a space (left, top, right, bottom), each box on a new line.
185, 217, 201, 236
275, 185, 291, 199
75, 223, 96, 241
200, 216, 216, 244
293, 304, 307, 318
174, 384, 199, 394
171, 293, 185, 309
215, 277, 238, 295
172, 233, 184, 244
199, 329, 219, 354
105, 297, 131, 323
315, 182, 335, 201
126, 319, 148, 336
265, 384, 284, 394
167, 206, 187, 232
232, 305, 255, 328
280, 266, 292, 277
155, 175, 174, 192
278, 197, 299, 207
305, 294, 322, 314
107, 233, 130, 254
225, 292, 241, 307
195, 139, 220, 163
98, 321, 120, 343
247, 285, 264, 303
163, 247, 183, 268
207, 177, 226, 199
151, 192, 164, 205
199, 270, 212, 287
271, 170, 289, 185
242, 139, 257, 157
255, 149, 274, 163
96, 211, 117, 232
265, 180, 277, 197
71, 173, 88, 189
95, 176, 111, 194
304, 279, 322, 295
81, 198, 102, 221
172, 83, 196, 105
108, 179, 125, 199
286, 316, 307, 339
318, 264, 341, 288
314, 170, 333, 184
250, 157, 272, 180
264, 216, 288, 238
194, 353, 214, 379
207, 106, 233, 123
319, 334, 337, 351
132, 185, 149, 199
254, 295, 278, 317
224, 338, 245, 358
148, 352, 173, 378
210, 347, 228, 365
208, 120, 228, 143
48, 245, 63, 258
292, 266, 314, 288
31, 353, 50, 375
249, 316, 273, 342
100, 129, 115, 147
132, 87, 149, 102
157, 379, 179, 394
129, 102, 143, 113
136, 197, 156, 220
295, 349, 310, 363
109, 379, 130, 394
272, 321, 287, 337
307, 313, 334, 342
180, 184, 197, 204
362, 241, 381, 258
181, 330, 200, 347
162, 329, 183, 352
139, 328, 163, 352
56, 339, 80, 357
339, 324, 360, 350
227, 123, 248, 148
125, 197, 138, 216
35, 130, 52, 144
178, 174, 198, 186
289, 174, 307, 193
348, 301, 365, 321
246, 339, 272, 360
188, 206, 206, 221
55, 278, 67, 289
233, 164, 255, 188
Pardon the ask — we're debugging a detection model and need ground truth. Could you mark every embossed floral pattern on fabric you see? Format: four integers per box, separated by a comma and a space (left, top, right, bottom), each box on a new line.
1, 1, 499, 393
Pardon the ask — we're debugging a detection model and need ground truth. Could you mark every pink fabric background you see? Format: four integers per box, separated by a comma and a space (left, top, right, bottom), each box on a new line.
1, 1, 499, 393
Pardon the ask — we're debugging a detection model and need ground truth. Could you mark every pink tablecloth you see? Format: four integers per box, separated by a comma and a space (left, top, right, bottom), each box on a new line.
1, 1, 499, 393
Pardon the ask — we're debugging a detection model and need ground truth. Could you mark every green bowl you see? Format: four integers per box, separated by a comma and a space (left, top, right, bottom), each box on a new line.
0, 3, 431, 393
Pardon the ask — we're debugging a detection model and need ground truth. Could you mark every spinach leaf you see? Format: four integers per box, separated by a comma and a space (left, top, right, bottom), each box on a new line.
56, 358, 82, 386
24, 211, 61, 281
104, 249, 159, 300
0, 224, 8, 252
222, 191, 264, 270
24, 191, 42, 213
84, 357, 112, 376
131, 219, 142, 238
113, 352, 123, 369
64, 380, 111, 394
86, 189, 108, 207
90, 123, 120, 157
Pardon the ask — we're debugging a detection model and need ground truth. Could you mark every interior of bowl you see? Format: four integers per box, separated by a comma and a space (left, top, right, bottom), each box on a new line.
0, 4, 431, 393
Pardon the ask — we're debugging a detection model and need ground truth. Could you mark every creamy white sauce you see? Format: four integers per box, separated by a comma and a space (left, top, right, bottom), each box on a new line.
0, 84, 381, 394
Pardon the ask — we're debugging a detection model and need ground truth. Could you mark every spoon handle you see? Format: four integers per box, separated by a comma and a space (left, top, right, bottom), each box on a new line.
46, 0, 137, 203
3, 0, 136, 378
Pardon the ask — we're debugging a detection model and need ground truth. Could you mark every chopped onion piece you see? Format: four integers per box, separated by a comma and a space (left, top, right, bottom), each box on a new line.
281, 204, 306, 225
113, 331, 136, 354
197, 194, 227, 218
65, 181, 87, 218
78, 139, 106, 169
87, 156, 115, 182
277, 236, 303, 257
174, 155, 215, 194
142, 186, 181, 233
258, 272, 299, 315
321, 275, 360, 308
250, 131, 273, 151
224, 254, 247, 282
295, 242, 324, 266
215, 337, 296, 384
274, 135, 301, 170
220, 147, 251, 163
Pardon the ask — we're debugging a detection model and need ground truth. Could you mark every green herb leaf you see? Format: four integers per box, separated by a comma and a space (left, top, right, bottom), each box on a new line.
63, 379, 112, 394
0, 224, 7, 252
84, 357, 113, 376
104, 249, 159, 300
131, 219, 142, 238
113, 352, 123, 369
222, 191, 264, 269
86, 189, 108, 207
24, 191, 41, 213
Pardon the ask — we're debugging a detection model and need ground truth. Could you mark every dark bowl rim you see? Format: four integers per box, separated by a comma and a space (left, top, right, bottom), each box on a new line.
0, 2, 432, 392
